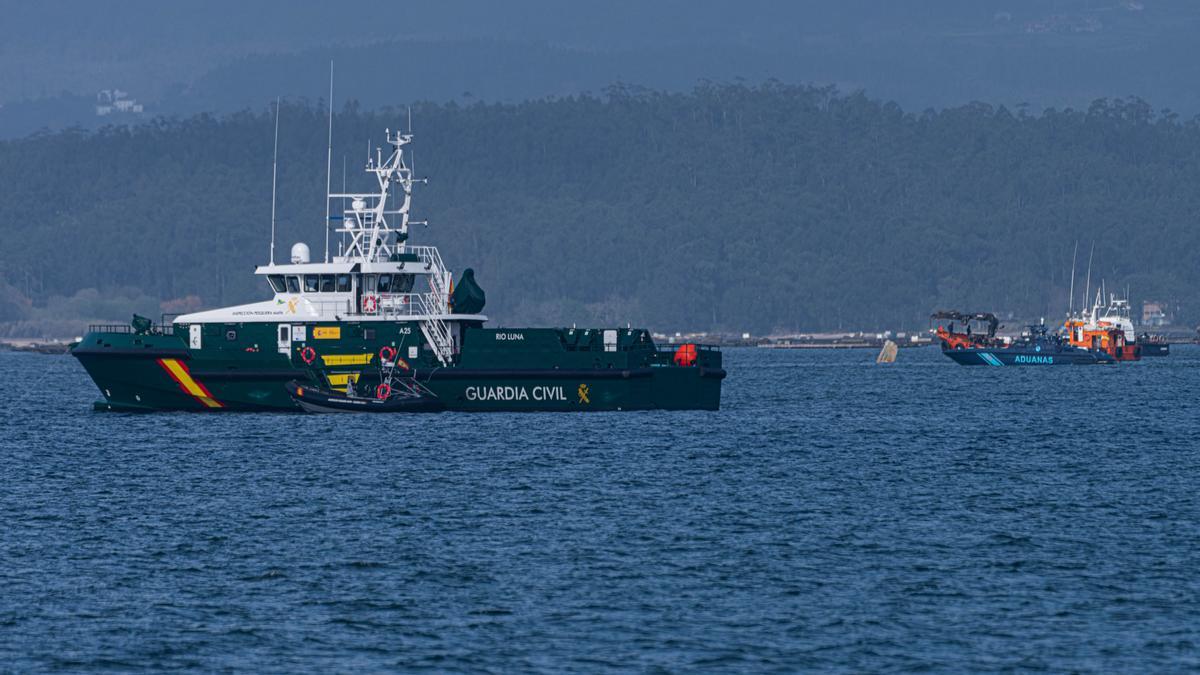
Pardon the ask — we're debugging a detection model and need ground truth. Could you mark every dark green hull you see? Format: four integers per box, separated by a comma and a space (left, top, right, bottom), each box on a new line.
72, 322, 723, 412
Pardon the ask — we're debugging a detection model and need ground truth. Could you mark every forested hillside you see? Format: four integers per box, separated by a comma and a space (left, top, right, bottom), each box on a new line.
2, 83, 1200, 335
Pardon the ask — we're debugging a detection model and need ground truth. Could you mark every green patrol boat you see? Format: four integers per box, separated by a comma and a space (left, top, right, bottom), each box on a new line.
72, 126, 724, 412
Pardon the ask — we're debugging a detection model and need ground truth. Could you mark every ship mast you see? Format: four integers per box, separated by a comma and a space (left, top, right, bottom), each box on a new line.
329, 128, 427, 263
1082, 241, 1095, 319
269, 96, 281, 266
323, 61, 334, 263
1067, 240, 1078, 318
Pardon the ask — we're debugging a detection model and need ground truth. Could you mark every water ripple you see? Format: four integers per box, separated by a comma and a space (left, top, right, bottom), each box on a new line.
1, 347, 1198, 671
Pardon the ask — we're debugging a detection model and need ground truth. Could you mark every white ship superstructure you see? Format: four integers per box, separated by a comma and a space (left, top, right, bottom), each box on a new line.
175, 128, 474, 364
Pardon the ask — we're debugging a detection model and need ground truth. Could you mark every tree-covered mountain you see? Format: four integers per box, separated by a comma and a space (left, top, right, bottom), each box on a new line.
2, 83, 1199, 335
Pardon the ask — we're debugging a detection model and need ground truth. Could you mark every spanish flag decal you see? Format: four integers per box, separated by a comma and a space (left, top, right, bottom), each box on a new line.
157, 358, 223, 408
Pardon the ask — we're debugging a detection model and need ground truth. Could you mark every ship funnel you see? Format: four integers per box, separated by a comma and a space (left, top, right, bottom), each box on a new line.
290, 242, 311, 264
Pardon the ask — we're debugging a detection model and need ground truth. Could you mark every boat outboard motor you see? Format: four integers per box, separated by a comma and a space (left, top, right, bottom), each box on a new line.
451, 268, 486, 314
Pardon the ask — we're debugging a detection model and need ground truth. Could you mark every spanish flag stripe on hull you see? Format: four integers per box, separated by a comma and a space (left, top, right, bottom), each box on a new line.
157, 358, 223, 408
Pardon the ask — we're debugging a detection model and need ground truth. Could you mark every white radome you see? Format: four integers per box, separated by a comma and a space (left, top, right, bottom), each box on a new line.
290, 242, 311, 264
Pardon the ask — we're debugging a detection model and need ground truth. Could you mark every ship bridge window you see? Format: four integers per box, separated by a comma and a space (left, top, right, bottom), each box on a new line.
336, 274, 351, 292
320, 274, 335, 293
363, 274, 377, 293
285, 276, 300, 294
304, 275, 319, 293
378, 274, 393, 293
267, 275, 286, 293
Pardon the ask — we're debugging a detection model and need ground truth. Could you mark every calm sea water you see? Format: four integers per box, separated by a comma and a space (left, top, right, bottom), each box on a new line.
2, 345, 1199, 672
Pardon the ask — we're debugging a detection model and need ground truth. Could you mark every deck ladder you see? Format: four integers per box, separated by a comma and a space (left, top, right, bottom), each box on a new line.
416, 247, 455, 365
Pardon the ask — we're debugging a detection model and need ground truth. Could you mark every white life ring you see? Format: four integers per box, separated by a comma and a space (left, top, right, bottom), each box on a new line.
362, 295, 378, 313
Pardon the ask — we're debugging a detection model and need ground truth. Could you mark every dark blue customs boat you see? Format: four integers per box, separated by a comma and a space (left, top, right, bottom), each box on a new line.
935, 320, 1115, 366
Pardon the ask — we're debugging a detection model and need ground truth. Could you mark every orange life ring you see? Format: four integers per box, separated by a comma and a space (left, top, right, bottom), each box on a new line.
300, 346, 317, 364
376, 383, 391, 399
362, 295, 378, 313
379, 346, 397, 362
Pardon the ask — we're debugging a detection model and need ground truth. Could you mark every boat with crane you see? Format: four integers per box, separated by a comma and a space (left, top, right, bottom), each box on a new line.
932, 312, 1115, 366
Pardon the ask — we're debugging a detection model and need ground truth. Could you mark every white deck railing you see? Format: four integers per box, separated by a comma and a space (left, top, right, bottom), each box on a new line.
306, 293, 433, 320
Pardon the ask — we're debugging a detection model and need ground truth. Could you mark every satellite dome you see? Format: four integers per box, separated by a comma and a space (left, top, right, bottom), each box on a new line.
290, 242, 310, 264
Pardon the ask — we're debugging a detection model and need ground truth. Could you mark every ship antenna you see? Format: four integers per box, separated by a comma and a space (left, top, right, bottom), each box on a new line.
1068, 240, 1078, 317
269, 96, 281, 266
1083, 241, 1095, 318
341, 154, 347, 252
323, 60, 334, 263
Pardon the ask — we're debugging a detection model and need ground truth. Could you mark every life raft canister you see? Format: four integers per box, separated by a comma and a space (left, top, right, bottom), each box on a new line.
673, 343, 698, 367
379, 345, 397, 362
376, 383, 391, 400
300, 346, 317, 364
362, 295, 378, 313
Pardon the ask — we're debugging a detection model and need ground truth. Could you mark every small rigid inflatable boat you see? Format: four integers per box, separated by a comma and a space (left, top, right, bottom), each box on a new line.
287, 380, 445, 413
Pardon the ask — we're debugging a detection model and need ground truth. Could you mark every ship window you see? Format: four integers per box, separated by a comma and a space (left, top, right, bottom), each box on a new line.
363, 274, 377, 292
285, 276, 300, 294
363, 328, 375, 340
336, 274, 351, 292
378, 274, 393, 293
320, 274, 335, 293
304, 275, 319, 293
225, 329, 237, 341
267, 275, 286, 293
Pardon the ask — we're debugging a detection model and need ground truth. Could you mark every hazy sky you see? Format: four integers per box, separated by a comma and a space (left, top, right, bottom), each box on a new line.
3, 1, 1198, 136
